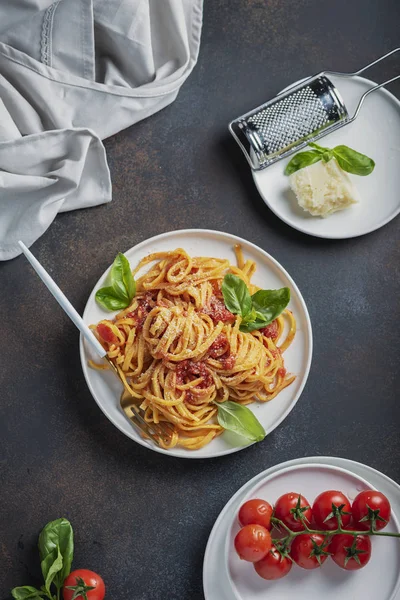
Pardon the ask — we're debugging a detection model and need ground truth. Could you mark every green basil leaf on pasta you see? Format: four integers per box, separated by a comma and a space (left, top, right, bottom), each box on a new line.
332, 145, 375, 176
111, 252, 136, 301
216, 401, 265, 442
251, 287, 290, 325
241, 306, 257, 324
38, 518, 73, 592
11, 587, 45, 599
96, 253, 136, 311
95, 287, 131, 311
239, 316, 269, 333
284, 150, 322, 175
222, 274, 252, 317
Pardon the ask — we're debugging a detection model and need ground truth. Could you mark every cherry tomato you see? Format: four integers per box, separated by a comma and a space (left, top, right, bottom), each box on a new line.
254, 546, 292, 580
290, 534, 330, 569
234, 524, 272, 562
352, 490, 391, 531
274, 493, 312, 532
63, 569, 105, 600
329, 530, 372, 570
239, 499, 273, 530
312, 490, 351, 530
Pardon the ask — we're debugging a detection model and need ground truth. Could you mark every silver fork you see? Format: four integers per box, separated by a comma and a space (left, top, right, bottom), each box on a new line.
18, 241, 175, 447
107, 359, 175, 447
119, 388, 175, 447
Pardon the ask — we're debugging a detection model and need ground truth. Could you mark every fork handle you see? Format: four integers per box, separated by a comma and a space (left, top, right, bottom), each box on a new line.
18, 241, 107, 358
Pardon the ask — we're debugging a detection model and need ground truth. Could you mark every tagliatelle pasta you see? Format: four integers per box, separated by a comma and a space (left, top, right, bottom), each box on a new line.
90, 246, 296, 450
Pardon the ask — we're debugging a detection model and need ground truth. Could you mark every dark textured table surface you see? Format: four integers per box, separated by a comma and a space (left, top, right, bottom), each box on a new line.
1, 1, 400, 599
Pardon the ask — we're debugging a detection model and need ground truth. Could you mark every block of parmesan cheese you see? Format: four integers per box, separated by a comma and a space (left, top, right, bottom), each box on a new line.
289, 158, 360, 217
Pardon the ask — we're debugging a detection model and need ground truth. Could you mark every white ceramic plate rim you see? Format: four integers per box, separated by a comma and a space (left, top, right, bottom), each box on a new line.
79, 229, 313, 459
203, 456, 400, 600
224, 463, 400, 600
252, 75, 400, 239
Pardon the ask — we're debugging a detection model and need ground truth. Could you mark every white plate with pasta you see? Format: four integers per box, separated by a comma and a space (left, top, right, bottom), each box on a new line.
80, 229, 312, 458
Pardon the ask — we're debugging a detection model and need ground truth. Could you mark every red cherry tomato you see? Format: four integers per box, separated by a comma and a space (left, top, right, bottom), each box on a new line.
239, 499, 273, 530
290, 534, 330, 569
274, 493, 312, 532
63, 569, 105, 600
234, 524, 272, 562
352, 490, 391, 531
254, 546, 292, 580
312, 490, 351, 530
329, 530, 372, 570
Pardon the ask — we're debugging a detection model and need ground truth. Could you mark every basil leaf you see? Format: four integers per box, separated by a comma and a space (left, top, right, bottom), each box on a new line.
321, 149, 334, 162
96, 253, 136, 311
332, 145, 375, 176
38, 518, 73, 592
284, 150, 321, 175
222, 274, 252, 317
239, 316, 269, 333
11, 587, 45, 599
241, 306, 257, 324
308, 142, 326, 154
111, 253, 136, 301
307, 142, 334, 162
251, 287, 290, 326
286, 142, 375, 176
95, 286, 130, 311
39, 551, 57, 590
216, 401, 265, 442
43, 546, 63, 593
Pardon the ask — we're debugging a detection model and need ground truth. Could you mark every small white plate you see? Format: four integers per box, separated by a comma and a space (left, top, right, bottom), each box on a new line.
226, 464, 400, 600
79, 229, 312, 459
252, 75, 400, 238
203, 457, 400, 599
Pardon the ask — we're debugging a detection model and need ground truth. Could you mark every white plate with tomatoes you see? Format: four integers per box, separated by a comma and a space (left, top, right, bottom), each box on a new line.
203, 457, 400, 599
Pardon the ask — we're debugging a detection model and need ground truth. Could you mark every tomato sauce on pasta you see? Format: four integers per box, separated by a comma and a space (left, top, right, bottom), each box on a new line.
91, 246, 296, 450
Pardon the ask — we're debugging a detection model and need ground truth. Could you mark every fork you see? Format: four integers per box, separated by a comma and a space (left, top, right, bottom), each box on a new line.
18, 240, 174, 447
119, 387, 175, 447
107, 359, 175, 447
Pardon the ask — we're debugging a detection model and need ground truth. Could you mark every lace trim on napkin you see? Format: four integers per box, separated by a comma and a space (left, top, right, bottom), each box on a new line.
41, 1, 60, 66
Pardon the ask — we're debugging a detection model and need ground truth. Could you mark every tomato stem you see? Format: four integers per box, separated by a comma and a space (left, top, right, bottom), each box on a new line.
270, 516, 400, 549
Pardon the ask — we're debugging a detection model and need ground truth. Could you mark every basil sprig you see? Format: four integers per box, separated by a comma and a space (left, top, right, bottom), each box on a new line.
216, 401, 265, 442
12, 519, 74, 600
285, 142, 375, 176
222, 274, 290, 333
95, 252, 136, 311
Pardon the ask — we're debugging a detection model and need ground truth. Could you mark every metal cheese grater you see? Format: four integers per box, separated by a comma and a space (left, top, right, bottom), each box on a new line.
229, 48, 400, 171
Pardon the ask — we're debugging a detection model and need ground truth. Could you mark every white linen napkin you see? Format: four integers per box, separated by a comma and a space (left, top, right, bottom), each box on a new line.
0, 0, 203, 260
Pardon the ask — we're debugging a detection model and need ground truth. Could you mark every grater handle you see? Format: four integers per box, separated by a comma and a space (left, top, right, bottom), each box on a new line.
353, 47, 400, 77
325, 47, 400, 78
324, 47, 400, 121
348, 73, 400, 122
